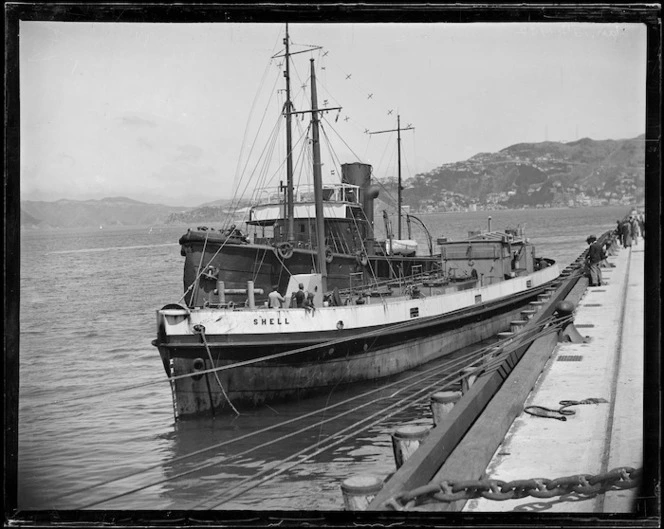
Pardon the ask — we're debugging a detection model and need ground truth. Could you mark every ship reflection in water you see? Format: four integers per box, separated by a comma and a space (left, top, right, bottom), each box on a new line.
158, 345, 476, 510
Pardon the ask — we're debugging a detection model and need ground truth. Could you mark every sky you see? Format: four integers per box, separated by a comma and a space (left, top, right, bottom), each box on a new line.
20, 21, 647, 207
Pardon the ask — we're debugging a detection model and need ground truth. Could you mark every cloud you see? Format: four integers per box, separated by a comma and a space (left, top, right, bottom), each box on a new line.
120, 114, 157, 128
175, 144, 203, 162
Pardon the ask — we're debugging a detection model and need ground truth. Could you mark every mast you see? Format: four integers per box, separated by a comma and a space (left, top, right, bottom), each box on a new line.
310, 58, 328, 292
369, 116, 414, 241
397, 115, 403, 239
284, 24, 295, 242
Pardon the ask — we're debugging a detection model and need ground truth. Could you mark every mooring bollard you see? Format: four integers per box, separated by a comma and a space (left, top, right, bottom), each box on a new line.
460, 367, 478, 394
340, 475, 384, 511
216, 280, 226, 304
521, 309, 537, 320
430, 390, 462, 427
391, 425, 430, 469
510, 319, 528, 333
482, 345, 501, 371
497, 331, 515, 342
529, 300, 545, 312
247, 280, 256, 309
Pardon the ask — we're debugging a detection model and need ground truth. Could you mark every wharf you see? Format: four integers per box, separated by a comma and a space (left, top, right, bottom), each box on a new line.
463, 241, 644, 513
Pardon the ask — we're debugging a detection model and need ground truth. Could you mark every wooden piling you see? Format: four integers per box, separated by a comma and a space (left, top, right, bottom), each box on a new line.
391, 425, 430, 469
521, 309, 537, 320
431, 391, 462, 427
460, 367, 477, 394
510, 319, 528, 333
529, 300, 545, 311
340, 475, 384, 511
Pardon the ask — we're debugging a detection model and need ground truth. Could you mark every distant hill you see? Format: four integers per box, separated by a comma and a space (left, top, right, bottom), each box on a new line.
383, 135, 645, 211
20, 135, 646, 227
20, 197, 191, 229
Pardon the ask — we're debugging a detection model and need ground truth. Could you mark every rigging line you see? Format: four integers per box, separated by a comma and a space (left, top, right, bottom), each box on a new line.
232, 56, 278, 201
293, 122, 314, 191
79, 343, 480, 510
40, 316, 567, 508
191, 231, 210, 307
226, 67, 284, 219
252, 247, 270, 283
231, 114, 283, 219
177, 231, 235, 305
248, 116, 283, 198
199, 328, 240, 416
199, 317, 571, 510
320, 116, 366, 163
190, 355, 483, 509
62, 331, 494, 507
198, 350, 493, 510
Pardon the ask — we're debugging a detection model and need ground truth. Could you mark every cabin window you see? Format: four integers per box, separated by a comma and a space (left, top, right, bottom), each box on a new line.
300, 224, 305, 233
527, 280, 532, 288
410, 307, 419, 318
475, 295, 482, 304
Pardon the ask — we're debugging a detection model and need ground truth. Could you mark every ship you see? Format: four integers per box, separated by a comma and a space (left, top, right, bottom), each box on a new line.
153, 25, 559, 419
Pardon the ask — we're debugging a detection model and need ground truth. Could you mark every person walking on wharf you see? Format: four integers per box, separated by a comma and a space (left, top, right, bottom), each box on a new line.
268, 285, 285, 308
585, 235, 606, 287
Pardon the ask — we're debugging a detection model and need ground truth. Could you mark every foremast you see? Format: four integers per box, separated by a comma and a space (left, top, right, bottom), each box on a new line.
283, 24, 295, 243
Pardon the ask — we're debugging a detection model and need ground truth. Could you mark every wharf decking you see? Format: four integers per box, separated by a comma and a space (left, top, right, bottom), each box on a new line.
463, 241, 644, 513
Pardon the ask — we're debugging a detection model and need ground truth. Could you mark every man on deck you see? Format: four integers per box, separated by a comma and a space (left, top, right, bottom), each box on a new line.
268, 285, 285, 308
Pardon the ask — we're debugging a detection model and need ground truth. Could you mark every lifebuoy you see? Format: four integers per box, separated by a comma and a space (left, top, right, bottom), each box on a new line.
355, 251, 369, 267
468, 259, 475, 267
325, 246, 334, 264
277, 242, 294, 259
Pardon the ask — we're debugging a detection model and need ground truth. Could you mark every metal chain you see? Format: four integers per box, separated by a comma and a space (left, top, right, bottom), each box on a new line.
387, 466, 642, 510
524, 397, 609, 421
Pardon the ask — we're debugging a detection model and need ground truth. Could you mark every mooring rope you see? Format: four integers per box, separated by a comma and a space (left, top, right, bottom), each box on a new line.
194, 324, 240, 417
198, 316, 574, 509
68, 312, 566, 509
70, 338, 484, 509
21, 303, 563, 415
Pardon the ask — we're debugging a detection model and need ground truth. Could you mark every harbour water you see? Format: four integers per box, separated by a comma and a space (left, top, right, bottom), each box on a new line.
17, 205, 630, 510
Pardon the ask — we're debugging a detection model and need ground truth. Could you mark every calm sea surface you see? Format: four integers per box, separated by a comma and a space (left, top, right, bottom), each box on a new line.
17, 206, 628, 511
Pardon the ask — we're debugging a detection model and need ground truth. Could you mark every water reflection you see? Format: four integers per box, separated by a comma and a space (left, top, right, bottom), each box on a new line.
159, 349, 475, 510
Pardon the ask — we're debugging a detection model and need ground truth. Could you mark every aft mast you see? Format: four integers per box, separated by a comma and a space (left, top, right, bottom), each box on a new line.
369, 115, 414, 240
310, 58, 328, 292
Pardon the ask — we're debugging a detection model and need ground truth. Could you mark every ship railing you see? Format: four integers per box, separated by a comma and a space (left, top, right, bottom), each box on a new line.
252, 183, 361, 206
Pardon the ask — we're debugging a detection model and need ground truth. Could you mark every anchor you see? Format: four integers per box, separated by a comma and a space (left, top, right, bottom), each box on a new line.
554, 300, 591, 343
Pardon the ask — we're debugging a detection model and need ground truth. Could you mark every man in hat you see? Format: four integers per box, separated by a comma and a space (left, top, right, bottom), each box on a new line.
268, 285, 285, 308
585, 235, 606, 287
291, 282, 308, 308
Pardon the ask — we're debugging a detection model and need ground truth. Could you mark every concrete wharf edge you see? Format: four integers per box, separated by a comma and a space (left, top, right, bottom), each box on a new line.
369, 265, 586, 510
460, 243, 644, 513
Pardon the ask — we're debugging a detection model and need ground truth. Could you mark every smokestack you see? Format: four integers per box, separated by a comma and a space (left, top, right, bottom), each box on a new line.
341, 163, 378, 247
